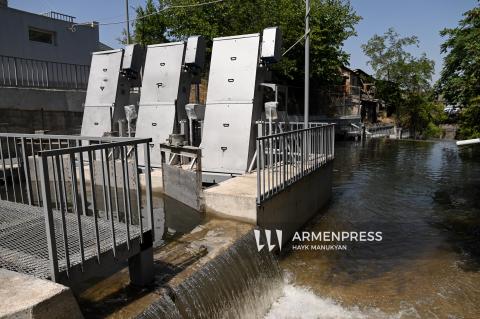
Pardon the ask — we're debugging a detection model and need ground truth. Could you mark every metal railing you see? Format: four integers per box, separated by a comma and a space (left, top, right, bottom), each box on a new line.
256, 121, 326, 137
42, 11, 76, 23
256, 124, 335, 204
365, 124, 396, 138
0, 133, 139, 205
0, 55, 90, 90
0, 133, 153, 282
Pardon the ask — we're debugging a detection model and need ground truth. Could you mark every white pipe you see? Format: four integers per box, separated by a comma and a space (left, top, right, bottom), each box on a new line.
457, 138, 480, 146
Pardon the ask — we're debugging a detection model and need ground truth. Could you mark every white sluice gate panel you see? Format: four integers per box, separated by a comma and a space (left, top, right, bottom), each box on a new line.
201, 103, 254, 174
136, 105, 176, 166
140, 43, 185, 104
206, 35, 260, 103
84, 50, 124, 106
80, 107, 112, 137
136, 42, 186, 166
201, 34, 261, 174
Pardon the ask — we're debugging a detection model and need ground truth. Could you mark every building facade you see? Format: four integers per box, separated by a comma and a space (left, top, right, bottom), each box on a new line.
0, 0, 106, 134
0, 1, 99, 65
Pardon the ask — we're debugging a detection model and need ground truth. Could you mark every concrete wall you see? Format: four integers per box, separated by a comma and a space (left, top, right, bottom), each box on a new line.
257, 161, 334, 244
0, 87, 85, 133
0, 5, 98, 65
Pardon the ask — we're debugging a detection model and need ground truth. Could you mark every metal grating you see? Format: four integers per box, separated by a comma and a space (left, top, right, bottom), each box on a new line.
0, 200, 141, 279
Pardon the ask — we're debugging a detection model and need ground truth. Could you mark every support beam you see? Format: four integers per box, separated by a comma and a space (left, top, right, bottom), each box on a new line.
304, 0, 310, 129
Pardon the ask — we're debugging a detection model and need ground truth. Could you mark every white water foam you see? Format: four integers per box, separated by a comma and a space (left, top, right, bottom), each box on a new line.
264, 283, 397, 319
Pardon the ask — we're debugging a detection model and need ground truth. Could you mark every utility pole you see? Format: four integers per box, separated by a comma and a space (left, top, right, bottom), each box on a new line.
125, 0, 131, 44
304, 0, 310, 128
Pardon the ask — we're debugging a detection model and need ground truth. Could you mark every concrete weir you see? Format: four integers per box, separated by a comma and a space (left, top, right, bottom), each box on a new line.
78, 219, 253, 318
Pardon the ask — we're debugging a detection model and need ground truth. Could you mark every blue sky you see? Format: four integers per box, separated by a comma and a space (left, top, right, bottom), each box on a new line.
9, 0, 478, 81
344, 0, 477, 81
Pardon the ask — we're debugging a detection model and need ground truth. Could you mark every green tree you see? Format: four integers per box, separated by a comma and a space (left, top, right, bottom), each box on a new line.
401, 93, 446, 139
362, 28, 440, 138
134, 0, 169, 44
129, 0, 361, 85
437, 4, 480, 139
362, 28, 434, 92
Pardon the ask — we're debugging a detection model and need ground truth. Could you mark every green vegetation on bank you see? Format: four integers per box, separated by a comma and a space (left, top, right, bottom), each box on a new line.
362, 28, 444, 139
437, 4, 480, 139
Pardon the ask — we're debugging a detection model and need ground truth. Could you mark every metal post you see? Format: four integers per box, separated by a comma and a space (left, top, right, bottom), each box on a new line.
39, 155, 60, 282
143, 143, 153, 236
304, 0, 310, 128
125, 0, 131, 44
256, 139, 260, 205
189, 118, 194, 146
13, 57, 18, 86
21, 138, 33, 205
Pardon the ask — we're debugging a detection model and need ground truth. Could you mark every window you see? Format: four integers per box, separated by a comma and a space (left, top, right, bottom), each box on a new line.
28, 27, 56, 45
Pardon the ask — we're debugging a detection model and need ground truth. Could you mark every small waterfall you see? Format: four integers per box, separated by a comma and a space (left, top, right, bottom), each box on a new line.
138, 232, 283, 319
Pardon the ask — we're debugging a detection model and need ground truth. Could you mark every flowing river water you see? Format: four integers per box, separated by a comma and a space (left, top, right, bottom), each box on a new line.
139, 139, 479, 319
267, 139, 480, 318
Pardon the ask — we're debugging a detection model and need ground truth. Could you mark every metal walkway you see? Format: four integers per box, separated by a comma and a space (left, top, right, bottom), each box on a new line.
0, 199, 141, 279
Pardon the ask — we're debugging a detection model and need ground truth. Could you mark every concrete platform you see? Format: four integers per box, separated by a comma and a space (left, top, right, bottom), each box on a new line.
203, 173, 257, 223
0, 269, 83, 319
203, 161, 334, 242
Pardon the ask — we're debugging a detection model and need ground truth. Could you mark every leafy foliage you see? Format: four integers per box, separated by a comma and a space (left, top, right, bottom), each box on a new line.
457, 97, 480, 139
133, 0, 169, 44
362, 28, 434, 93
362, 28, 441, 138
437, 4, 480, 139
129, 0, 361, 85
400, 93, 446, 139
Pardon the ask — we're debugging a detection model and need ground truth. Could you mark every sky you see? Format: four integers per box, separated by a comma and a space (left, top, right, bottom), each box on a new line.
344, 0, 477, 82
9, 0, 479, 82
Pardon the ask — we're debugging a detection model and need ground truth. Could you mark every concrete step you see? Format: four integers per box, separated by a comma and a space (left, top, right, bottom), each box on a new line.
0, 269, 83, 319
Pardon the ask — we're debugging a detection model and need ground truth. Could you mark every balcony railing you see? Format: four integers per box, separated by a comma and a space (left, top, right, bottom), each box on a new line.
42, 11, 76, 23
0, 55, 90, 90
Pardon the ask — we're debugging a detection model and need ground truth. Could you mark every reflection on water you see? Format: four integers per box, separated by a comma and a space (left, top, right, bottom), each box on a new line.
277, 139, 480, 318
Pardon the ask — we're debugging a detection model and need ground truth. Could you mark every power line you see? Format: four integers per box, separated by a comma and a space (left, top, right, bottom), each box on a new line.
70, 0, 225, 30
283, 33, 306, 57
